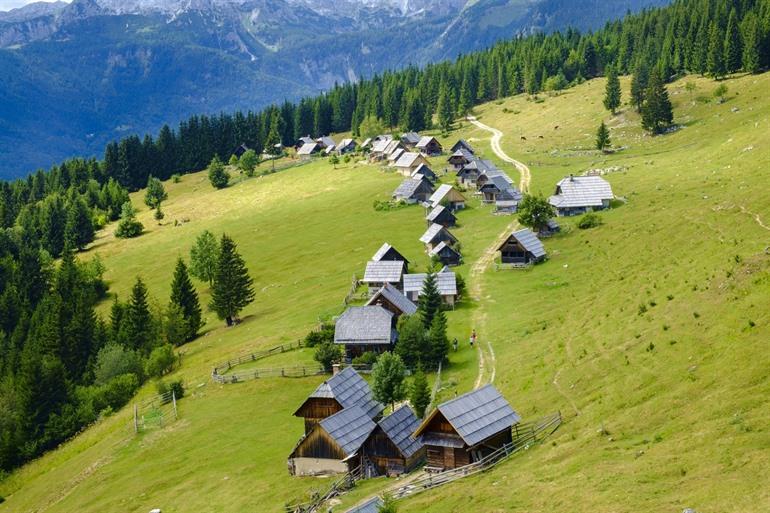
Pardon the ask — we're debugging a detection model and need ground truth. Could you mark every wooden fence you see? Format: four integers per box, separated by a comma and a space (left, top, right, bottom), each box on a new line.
212, 364, 326, 384
212, 341, 303, 376
133, 390, 178, 434
285, 466, 362, 513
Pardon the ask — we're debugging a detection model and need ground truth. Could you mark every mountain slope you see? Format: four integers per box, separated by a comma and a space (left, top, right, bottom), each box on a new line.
1, 71, 768, 513
0, 0, 668, 178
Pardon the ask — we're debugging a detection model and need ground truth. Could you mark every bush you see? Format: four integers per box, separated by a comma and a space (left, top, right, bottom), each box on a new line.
94, 344, 144, 385
145, 344, 177, 378
352, 351, 378, 366
172, 174, 182, 183
169, 379, 185, 400
304, 323, 334, 347
314, 342, 343, 372
577, 212, 602, 229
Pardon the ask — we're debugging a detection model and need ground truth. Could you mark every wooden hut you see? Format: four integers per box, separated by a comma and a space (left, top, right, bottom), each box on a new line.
371, 243, 409, 270
288, 405, 376, 476
416, 136, 443, 156
336, 138, 357, 154
450, 139, 475, 154
411, 163, 437, 182
394, 152, 430, 176
426, 204, 456, 228
392, 177, 434, 204
497, 228, 546, 265
334, 306, 397, 358
232, 143, 250, 158
366, 283, 418, 319
429, 242, 462, 267
429, 184, 466, 211
448, 149, 473, 171
413, 384, 520, 471
297, 142, 321, 159
361, 406, 425, 477
362, 260, 405, 293
403, 269, 458, 306
420, 223, 458, 251
401, 132, 422, 149
548, 175, 614, 216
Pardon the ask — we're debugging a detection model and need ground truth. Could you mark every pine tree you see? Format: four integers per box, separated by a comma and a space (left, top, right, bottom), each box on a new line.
437, 81, 454, 132
125, 277, 154, 354
458, 74, 473, 115
409, 368, 430, 418
64, 197, 94, 251
395, 315, 426, 369
596, 121, 611, 152
371, 352, 406, 411
207, 155, 230, 189
189, 230, 219, 286
707, 23, 726, 79
418, 273, 442, 330
115, 201, 143, 239
144, 176, 167, 209
630, 61, 648, 112
724, 9, 742, 74
169, 258, 202, 343
428, 310, 449, 368
641, 69, 674, 135
209, 234, 255, 326
742, 15, 762, 74
603, 65, 622, 114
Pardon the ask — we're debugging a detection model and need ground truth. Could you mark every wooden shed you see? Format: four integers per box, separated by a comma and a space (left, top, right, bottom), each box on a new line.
416, 136, 443, 156
429, 242, 462, 267
450, 139, 475, 154
426, 204, 456, 228
411, 163, 437, 182
366, 283, 418, 319
395, 152, 430, 177
392, 177, 434, 204
362, 260, 405, 293
361, 405, 425, 477
429, 184, 466, 211
497, 228, 546, 265
414, 384, 520, 471
403, 269, 458, 306
371, 243, 409, 271
334, 306, 397, 358
548, 175, 614, 216
420, 223, 458, 251
448, 149, 473, 171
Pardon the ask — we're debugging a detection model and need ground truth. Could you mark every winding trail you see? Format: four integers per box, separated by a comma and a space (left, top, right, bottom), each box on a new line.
467, 116, 532, 193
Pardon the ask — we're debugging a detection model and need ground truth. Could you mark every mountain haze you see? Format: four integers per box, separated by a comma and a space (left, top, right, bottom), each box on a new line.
0, 0, 668, 177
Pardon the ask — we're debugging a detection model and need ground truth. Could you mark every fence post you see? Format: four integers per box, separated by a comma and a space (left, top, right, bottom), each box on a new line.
133, 404, 138, 434
172, 390, 178, 420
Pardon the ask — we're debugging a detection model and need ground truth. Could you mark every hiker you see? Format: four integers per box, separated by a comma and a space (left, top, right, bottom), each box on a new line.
453, 338, 459, 352
471, 329, 477, 347
469, 335, 474, 348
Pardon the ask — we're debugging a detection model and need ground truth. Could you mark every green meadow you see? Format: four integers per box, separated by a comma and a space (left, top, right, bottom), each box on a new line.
1, 72, 769, 513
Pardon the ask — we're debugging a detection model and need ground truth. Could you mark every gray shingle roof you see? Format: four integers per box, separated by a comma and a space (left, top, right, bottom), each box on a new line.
316, 136, 336, 148
388, 148, 405, 162
320, 405, 377, 457
430, 384, 520, 446
451, 139, 475, 154
416, 136, 440, 149
393, 178, 424, 200
298, 137, 314, 145
297, 142, 319, 155
411, 163, 436, 180
549, 175, 614, 208
420, 223, 456, 245
429, 184, 464, 207
378, 405, 424, 458
428, 241, 460, 259
395, 151, 423, 168
383, 140, 403, 156
366, 283, 418, 316
504, 228, 546, 258
403, 272, 457, 296
371, 243, 408, 263
308, 367, 384, 418
334, 306, 395, 346
345, 497, 384, 513
401, 132, 421, 144
426, 205, 455, 223
363, 260, 404, 283
371, 138, 392, 153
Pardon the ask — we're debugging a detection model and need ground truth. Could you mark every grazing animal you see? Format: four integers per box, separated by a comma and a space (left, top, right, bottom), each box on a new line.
538, 135, 544, 139
521, 136, 527, 141
554, 125, 560, 130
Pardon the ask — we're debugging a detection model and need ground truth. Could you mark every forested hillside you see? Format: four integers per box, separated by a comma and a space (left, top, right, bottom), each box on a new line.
0, 0, 768, 478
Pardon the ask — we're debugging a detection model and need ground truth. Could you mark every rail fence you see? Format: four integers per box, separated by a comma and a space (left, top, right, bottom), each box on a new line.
285, 465, 362, 513
213, 364, 327, 384
133, 390, 178, 434
212, 341, 304, 376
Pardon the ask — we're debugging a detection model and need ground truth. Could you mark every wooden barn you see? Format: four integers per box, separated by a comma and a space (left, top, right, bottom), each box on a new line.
371, 243, 409, 270
450, 139, 475, 154
426, 204, 456, 228
429, 184, 466, 211
480, 175, 519, 204
297, 142, 321, 159
414, 384, 521, 471
420, 223, 458, 251
497, 228, 546, 265
429, 242, 462, 267
336, 138, 357, 154
392, 177, 434, 204
411, 163, 437, 182
334, 306, 397, 358
416, 136, 443, 156
448, 149, 473, 171
362, 260, 405, 293
403, 269, 458, 306
361, 405, 425, 477
288, 405, 376, 476
548, 175, 614, 216
538, 219, 561, 237
394, 152, 430, 176
293, 366, 384, 435
366, 283, 418, 319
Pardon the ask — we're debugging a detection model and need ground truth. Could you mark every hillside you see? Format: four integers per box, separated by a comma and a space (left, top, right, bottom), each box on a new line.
1, 71, 769, 513
0, 0, 668, 177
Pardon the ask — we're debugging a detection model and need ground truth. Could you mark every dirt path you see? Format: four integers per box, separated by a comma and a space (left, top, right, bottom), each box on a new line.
467, 116, 532, 193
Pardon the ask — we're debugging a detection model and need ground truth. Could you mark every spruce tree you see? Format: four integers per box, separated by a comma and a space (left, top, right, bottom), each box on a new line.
189, 230, 219, 286
144, 176, 167, 209
418, 273, 442, 330
724, 9, 742, 74
169, 258, 202, 343
125, 277, 154, 354
742, 15, 762, 74
603, 65, 622, 114
428, 310, 449, 368
630, 61, 649, 112
641, 70, 674, 135
707, 23, 726, 79
395, 315, 426, 369
64, 197, 94, 251
437, 81, 454, 132
409, 368, 430, 418
115, 201, 143, 239
596, 121, 611, 152
207, 156, 230, 189
209, 234, 255, 326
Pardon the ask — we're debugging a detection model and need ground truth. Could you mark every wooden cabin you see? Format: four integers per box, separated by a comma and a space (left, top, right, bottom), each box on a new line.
426, 204, 456, 228
414, 384, 520, 471
371, 243, 409, 271
366, 283, 418, 319
362, 260, 405, 293
548, 175, 614, 216
538, 219, 561, 237
448, 149, 473, 171
411, 163, 437, 183
419, 223, 458, 251
288, 405, 376, 476
497, 228, 546, 265
416, 136, 443, 156
401, 132, 422, 149
429, 242, 462, 267
480, 175, 518, 203
336, 139, 357, 154
232, 143, 250, 158
361, 406, 425, 477
450, 139, 475, 154
297, 142, 321, 159
293, 366, 384, 435
429, 184, 466, 211
403, 269, 458, 307
395, 152, 430, 176
334, 306, 397, 358
392, 177, 434, 204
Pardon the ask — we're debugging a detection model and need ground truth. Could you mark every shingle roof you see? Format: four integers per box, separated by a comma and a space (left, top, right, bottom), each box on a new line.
419, 223, 451, 245
378, 405, 424, 458
393, 178, 424, 200
298, 137, 314, 145
335, 306, 395, 347
395, 152, 423, 168
411, 163, 436, 180
320, 405, 377, 457
428, 241, 460, 258
428, 184, 464, 207
316, 136, 336, 148
449, 148, 473, 161
371, 139, 392, 153
345, 497, 384, 513
549, 175, 614, 208
363, 260, 404, 283
361, 138, 373, 148
481, 174, 515, 193
366, 283, 418, 316
503, 228, 546, 258
451, 139, 475, 154
307, 366, 384, 418
421, 384, 520, 446
337, 138, 356, 150
401, 132, 421, 144
403, 272, 457, 296
416, 136, 440, 149
383, 140, 403, 156
371, 243, 408, 263
426, 205, 454, 223
297, 142, 319, 155
388, 148, 405, 162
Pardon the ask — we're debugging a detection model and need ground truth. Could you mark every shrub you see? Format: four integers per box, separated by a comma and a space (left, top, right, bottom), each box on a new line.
115, 202, 143, 238
304, 323, 334, 347
94, 344, 144, 385
577, 212, 602, 229
169, 379, 185, 400
145, 344, 177, 378
314, 342, 342, 372
352, 351, 378, 366
171, 174, 182, 183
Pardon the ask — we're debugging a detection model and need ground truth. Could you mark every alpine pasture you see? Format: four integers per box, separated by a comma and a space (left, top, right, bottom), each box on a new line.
1, 72, 769, 513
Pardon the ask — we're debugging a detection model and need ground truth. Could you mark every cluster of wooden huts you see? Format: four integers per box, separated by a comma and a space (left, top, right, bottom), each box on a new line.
288, 365, 521, 479
295, 135, 359, 159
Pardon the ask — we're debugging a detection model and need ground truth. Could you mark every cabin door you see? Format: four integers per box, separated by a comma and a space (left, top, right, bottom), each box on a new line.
443, 447, 455, 469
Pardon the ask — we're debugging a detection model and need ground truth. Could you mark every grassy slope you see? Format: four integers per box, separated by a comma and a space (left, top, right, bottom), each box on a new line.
2, 73, 769, 513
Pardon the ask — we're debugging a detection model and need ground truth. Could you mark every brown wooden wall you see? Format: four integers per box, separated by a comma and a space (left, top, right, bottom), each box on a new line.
292, 428, 345, 460
295, 398, 342, 424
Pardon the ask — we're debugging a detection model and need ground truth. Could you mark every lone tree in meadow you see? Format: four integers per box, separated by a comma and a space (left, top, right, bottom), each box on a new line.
371, 352, 406, 411
517, 194, 556, 233
189, 230, 219, 286
169, 258, 203, 343
239, 149, 259, 177
603, 65, 621, 114
144, 176, 167, 209
641, 69, 674, 135
207, 155, 230, 189
209, 234, 255, 326
409, 368, 431, 418
115, 201, 143, 239
328, 154, 339, 169
596, 121, 611, 152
